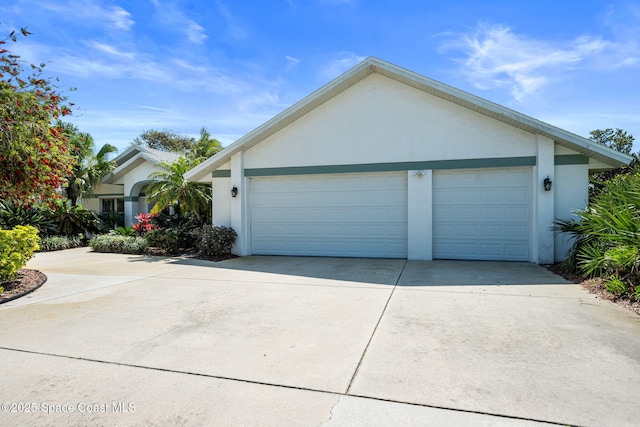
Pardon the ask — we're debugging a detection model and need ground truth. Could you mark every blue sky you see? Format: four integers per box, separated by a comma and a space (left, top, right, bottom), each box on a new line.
2, 0, 639, 153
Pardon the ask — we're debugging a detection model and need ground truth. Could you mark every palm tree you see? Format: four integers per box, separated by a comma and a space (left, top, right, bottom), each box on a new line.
185, 127, 222, 166
62, 123, 118, 206
146, 156, 212, 220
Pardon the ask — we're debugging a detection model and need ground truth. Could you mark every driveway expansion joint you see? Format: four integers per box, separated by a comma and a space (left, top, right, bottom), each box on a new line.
0, 346, 577, 426
345, 259, 407, 395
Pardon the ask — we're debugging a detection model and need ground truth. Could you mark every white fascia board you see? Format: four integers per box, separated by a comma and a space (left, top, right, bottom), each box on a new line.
102, 154, 146, 183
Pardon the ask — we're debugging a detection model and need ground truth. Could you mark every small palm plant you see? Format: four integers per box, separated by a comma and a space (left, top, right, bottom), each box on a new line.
145, 157, 212, 221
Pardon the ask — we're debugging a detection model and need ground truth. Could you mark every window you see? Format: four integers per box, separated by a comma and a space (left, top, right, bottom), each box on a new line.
100, 198, 125, 228
101, 198, 124, 213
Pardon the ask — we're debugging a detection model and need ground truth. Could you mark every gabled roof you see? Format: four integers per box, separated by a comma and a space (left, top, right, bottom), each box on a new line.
185, 57, 632, 182
103, 145, 181, 184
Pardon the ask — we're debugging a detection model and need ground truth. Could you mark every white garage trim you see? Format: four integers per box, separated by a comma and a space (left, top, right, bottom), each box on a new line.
249, 172, 407, 258
433, 168, 532, 261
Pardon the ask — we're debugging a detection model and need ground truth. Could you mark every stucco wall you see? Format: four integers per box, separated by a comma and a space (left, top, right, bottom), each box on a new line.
124, 162, 161, 196
78, 183, 124, 212
212, 177, 232, 226
245, 73, 537, 169
554, 164, 588, 261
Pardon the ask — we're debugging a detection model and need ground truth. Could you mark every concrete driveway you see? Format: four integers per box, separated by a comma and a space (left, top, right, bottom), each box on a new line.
1, 248, 639, 426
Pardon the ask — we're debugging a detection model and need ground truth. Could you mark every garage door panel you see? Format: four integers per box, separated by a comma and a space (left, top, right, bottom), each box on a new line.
250, 173, 407, 258
433, 168, 531, 261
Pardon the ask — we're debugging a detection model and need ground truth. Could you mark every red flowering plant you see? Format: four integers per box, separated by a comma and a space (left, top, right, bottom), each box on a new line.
132, 213, 158, 235
0, 27, 76, 206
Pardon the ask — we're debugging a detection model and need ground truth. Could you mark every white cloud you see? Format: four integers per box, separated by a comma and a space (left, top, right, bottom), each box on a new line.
285, 55, 301, 72
37, 1, 134, 31
151, 0, 208, 45
88, 41, 134, 59
439, 24, 608, 101
106, 5, 135, 30
173, 59, 207, 73
185, 21, 208, 44
615, 56, 640, 67
216, 2, 251, 41
320, 52, 366, 80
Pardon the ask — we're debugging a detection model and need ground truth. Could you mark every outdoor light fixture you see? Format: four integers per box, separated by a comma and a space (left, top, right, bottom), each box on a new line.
543, 177, 552, 191
231, 186, 238, 198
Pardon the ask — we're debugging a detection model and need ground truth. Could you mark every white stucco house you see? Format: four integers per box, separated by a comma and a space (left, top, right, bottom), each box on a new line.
185, 57, 631, 263
81, 145, 180, 226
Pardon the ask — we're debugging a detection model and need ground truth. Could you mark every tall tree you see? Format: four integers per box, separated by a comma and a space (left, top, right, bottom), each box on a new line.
146, 157, 212, 220
133, 129, 194, 152
0, 28, 75, 206
588, 128, 637, 197
62, 122, 117, 206
589, 128, 635, 154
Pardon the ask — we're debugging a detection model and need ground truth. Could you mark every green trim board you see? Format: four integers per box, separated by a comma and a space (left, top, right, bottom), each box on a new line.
554, 154, 589, 165
93, 193, 125, 197
124, 196, 139, 202
244, 157, 537, 177
212, 170, 231, 178
211, 155, 588, 178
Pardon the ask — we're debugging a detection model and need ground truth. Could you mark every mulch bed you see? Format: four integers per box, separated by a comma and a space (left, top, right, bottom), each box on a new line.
0, 269, 47, 304
146, 247, 237, 262
549, 266, 640, 316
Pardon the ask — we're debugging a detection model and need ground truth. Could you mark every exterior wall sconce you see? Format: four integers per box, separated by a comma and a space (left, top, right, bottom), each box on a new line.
543, 177, 552, 191
231, 186, 238, 198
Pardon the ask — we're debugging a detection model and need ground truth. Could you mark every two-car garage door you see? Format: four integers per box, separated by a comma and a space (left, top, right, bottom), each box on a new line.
249, 168, 531, 261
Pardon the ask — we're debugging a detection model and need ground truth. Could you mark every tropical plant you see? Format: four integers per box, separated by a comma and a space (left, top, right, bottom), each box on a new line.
110, 226, 136, 236
146, 157, 212, 221
185, 127, 222, 166
61, 122, 118, 206
50, 201, 101, 236
0, 201, 56, 236
132, 213, 158, 235
0, 28, 75, 206
556, 172, 640, 298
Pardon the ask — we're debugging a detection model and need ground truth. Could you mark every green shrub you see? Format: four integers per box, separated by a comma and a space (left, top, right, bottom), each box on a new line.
89, 235, 148, 255
39, 235, 83, 252
152, 213, 204, 249
0, 225, 40, 282
192, 225, 237, 256
605, 276, 627, 296
145, 228, 180, 254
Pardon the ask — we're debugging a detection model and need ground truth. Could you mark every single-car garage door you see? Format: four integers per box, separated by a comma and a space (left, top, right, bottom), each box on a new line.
433, 168, 531, 261
250, 172, 407, 258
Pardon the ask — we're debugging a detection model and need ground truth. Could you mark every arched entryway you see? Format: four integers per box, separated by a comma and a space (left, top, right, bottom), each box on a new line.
124, 180, 156, 225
